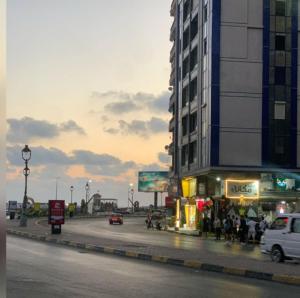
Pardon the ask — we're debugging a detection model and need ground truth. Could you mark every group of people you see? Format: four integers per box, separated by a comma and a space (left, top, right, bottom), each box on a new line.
211, 214, 268, 245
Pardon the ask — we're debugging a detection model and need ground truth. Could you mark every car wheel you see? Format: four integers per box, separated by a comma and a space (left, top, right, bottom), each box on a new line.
271, 246, 284, 263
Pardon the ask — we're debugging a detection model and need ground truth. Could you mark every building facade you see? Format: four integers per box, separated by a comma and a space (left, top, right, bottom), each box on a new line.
168, 0, 300, 228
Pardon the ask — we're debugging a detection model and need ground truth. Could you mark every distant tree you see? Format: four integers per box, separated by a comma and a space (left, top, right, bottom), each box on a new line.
80, 199, 86, 214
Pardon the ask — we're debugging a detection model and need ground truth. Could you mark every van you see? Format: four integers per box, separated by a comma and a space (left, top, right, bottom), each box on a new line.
260, 213, 300, 262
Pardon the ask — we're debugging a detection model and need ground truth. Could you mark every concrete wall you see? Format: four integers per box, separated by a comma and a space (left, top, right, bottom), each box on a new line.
219, 0, 263, 166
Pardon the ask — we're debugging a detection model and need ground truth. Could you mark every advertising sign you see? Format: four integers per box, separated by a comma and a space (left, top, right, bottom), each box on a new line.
165, 196, 174, 208
48, 200, 65, 225
225, 180, 259, 199
8, 201, 18, 211
33, 202, 41, 212
138, 171, 169, 192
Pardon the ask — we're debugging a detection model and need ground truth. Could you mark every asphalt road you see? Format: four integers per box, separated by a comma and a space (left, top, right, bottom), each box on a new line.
7, 235, 300, 298
62, 217, 264, 260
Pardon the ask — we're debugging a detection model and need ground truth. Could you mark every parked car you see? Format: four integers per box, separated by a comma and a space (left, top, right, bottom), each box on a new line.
260, 213, 300, 262
109, 213, 123, 225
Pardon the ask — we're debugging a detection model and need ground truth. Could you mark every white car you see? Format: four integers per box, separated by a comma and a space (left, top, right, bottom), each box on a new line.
261, 213, 300, 262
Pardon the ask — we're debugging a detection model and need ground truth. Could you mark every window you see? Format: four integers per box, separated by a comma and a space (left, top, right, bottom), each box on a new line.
182, 86, 189, 107
203, 4, 208, 22
276, 16, 285, 32
190, 15, 198, 41
270, 217, 288, 230
182, 116, 188, 136
182, 56, 189, 78
190, 46, 198, 71
181, 145, 188, 166
190, 112, 197, 133
183, 28, 189, 51
275, 67, 286, 84
275, 35, 285, 50
274, 102, 286, 119
275, 0, 286, 16
275, 137, 285, 154
274, 85, 285, 100
203, 38, 207, 55
291, 218, 300, 233
189, 141, 197, 164
183, 0, 190, 22
190, 77, 197, 101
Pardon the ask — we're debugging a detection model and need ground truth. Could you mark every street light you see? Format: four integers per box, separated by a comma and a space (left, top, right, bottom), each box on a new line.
129, 183, 134, 213
85, 180, 92, 214
20, 145, 31, 227
70, 185, 74, 204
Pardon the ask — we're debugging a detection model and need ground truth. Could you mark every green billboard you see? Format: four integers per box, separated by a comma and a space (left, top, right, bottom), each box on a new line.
138, 171, 169, 192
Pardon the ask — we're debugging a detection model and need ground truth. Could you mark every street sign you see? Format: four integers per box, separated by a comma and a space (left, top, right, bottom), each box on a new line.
8, 201, 17, 211
48, 200, 65, 225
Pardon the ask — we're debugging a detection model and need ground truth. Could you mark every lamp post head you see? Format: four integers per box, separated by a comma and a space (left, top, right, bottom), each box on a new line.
22, 145, 31, 161
85, 182, 89, 191
70, 185, 74, 191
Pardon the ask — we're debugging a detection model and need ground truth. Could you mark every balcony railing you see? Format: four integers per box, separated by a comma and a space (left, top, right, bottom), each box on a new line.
170, 0, 176, 17
169, 43, 175, 62
169, 68, 175, 86
170, 19, 176, 41
169, 117, 175, 132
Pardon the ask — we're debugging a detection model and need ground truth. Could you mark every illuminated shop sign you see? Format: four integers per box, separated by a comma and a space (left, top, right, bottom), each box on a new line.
225, 180, 259, 199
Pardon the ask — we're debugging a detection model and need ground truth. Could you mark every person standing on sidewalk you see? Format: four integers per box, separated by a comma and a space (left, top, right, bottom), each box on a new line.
214, 217, 221, 240
247, 218, 257, 243
239, 215, 247, 245
224, 215, 233, 244
203, 215, 210, 238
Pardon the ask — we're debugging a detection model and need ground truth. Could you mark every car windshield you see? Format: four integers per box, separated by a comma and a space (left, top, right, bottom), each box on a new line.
269, 217, 288, 230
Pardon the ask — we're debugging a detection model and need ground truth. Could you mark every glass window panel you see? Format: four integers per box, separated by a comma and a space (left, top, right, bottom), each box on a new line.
269, 67, 275, 84
270, 51, 275, 66
275, 51, 285, 66
275, 1, 286, 16
275, 85, 286, 100
270, 16, 276, 31
286, 87, 291, 100
274, 102, 286, 120
286, 67, 291, 85
285, 52, 291, 66
270, 33, 275, 50
286, 17, 292, 32
275, 67, 286, 84
276, 16, 286, 32
275, 34, 285, 50
286, 0, 292, 16
270, 0, 276, 15
269, 86, 275, 100
285, 34, 291, 50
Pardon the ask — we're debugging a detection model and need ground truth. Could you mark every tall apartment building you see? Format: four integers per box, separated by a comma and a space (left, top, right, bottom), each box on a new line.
168, 0, 300, 227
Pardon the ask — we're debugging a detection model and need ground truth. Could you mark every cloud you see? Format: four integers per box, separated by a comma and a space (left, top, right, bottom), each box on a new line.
7, 145, 138, 177
104, 117, 168, 137
60, 120, 86, 135
7, 117, 86, 143
92, 90, 170, 115
158, 152, 170, 164
104, 101, 139, 114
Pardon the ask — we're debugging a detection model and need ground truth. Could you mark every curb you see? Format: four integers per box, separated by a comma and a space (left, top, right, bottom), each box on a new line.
6, 229, 300, 287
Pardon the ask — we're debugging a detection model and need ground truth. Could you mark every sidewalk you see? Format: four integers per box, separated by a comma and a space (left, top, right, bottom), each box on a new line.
6, 218, 300, 286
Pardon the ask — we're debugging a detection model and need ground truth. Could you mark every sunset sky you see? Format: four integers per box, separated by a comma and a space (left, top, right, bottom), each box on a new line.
7, 0, 172, 207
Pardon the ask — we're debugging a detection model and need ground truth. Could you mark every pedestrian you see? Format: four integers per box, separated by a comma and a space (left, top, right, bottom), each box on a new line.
247, 218, 257, 243
224, 215, 233, 244
214, 217, 221, 240
203, 215, 210, 238
239, 215, 247, 245
231, 215, 238, 242
147, 212, 153, 229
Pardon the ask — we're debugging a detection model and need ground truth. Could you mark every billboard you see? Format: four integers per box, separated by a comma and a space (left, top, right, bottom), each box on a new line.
48, 200, 65, 225
138, 171, 169, 192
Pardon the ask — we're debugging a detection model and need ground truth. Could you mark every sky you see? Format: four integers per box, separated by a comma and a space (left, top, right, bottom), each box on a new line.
6, 0, 172, 207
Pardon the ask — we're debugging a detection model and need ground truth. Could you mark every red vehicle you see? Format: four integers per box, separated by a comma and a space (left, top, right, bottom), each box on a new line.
109, 213, 123, 225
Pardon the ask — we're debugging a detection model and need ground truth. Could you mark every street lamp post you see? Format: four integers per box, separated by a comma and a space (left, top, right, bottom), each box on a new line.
129, 183, 134, 213
85, 180, 91, 214
70, 185, 74, 204
20, 145, 31, 227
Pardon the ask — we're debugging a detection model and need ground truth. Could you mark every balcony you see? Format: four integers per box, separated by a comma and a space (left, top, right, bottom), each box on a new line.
169, 68, 175, 86
170, 0, 176, 17
169, 116, 175, 132
170, 19, 176, 41
168, 142, 174, 155
169, 91, 175, 112
169, 43, 175, 62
